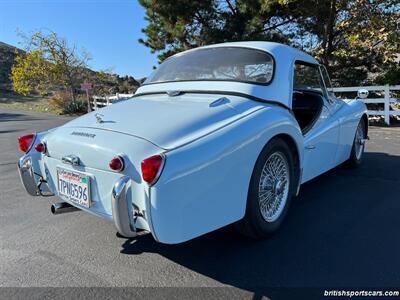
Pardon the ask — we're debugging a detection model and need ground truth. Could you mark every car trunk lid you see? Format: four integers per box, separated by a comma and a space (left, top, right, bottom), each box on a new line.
61, 93, 263, 150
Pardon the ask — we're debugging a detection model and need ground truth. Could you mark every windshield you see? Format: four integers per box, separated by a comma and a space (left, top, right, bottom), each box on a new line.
320, 65, 335, 95
144, 47, 274, 85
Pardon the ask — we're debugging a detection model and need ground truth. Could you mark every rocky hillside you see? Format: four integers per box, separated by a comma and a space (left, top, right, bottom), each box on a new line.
0, 41, 23, 92
0, 41, 140, 94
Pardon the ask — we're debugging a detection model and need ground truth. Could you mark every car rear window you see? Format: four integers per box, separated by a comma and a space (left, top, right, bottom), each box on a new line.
144, 47, 274, 85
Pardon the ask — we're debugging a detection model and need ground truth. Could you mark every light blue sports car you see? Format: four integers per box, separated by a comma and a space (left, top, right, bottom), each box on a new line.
18, 42, 368, 244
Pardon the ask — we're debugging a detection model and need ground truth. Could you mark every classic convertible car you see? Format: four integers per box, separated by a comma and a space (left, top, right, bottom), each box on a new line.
18, 42, 368, 244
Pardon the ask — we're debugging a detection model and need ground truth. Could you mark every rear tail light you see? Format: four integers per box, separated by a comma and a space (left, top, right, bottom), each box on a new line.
141, 154, 165, 185
18, 133, 35, 153
109, 156, 124, 172
35, 142, 45, 153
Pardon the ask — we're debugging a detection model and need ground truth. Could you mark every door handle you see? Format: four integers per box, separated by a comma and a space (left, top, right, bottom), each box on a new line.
305, 145, 316, 150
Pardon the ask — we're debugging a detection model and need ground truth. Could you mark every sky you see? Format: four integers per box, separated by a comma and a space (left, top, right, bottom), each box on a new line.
0, 0, 157, 79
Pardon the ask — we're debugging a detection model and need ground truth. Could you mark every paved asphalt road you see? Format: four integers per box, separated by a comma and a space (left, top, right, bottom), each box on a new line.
1, 108, 400, 297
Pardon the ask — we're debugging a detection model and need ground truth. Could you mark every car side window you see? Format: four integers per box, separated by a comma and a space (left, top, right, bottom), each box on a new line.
293, 62, 327, 97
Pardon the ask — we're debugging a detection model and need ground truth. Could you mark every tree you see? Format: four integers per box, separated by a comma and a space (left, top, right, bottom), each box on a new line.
11, 30, 91, 101
11, 50, 48, 96
138, 0, 303, 62
138, 0, 399, 86
293, 0, 400, 85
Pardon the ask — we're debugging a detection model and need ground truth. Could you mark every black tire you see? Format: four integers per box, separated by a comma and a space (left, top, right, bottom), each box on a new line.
236, 137, 296, 239
116, 232, 126, 238
346, 119, 366, 168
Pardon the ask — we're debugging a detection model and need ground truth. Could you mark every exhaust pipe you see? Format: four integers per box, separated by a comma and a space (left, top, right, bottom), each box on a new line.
51, 202, 80, 215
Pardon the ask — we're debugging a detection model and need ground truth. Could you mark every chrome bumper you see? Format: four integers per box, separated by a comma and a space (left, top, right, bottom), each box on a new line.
111, 176, 137, 238
18, 155, 40, 196
19, 154, 137, 238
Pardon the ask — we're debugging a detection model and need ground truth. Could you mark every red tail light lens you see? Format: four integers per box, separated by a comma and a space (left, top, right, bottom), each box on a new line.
141, 154, 164, 185
18, 133, 35, 153
109, 156, 124, 172
35, 143, 45, 153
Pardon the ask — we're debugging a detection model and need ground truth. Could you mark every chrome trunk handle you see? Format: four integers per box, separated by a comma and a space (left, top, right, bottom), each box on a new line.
62, 155, 80, 166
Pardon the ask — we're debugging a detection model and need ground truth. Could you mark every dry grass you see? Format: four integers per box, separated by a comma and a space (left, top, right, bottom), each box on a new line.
0, 92, 62, 114
49, 90, 72, 109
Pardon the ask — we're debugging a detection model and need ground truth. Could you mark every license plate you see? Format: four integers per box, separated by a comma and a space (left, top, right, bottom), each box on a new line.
57, 167, 91, 208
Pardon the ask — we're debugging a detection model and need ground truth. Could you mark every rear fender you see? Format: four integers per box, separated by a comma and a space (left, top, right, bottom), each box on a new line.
150, 107, 303, 244
335, 100, 368, 165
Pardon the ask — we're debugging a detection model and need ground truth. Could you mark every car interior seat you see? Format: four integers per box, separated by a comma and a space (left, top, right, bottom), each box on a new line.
292, 90, 324, 133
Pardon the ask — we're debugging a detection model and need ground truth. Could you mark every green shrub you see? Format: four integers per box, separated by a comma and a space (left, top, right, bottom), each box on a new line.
49, 91, 88, 114
62, 100, 87, 114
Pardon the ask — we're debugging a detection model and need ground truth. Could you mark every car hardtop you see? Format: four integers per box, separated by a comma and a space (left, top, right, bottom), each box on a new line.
175, 41, 318, 65
136, 41, 322, 109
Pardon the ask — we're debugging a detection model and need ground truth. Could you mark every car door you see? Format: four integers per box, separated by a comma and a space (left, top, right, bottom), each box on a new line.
296, 63, 340, 183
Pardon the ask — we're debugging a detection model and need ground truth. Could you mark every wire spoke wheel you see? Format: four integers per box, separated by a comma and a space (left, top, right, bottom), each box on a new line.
354, 122, 365, 160
258, 151, 290, 223
236, 138, 295, 239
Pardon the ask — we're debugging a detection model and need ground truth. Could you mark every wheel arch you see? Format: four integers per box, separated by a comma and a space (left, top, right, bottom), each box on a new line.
238, 131, 303, 238
274, 133, 301, 194
258, 133, 302, 197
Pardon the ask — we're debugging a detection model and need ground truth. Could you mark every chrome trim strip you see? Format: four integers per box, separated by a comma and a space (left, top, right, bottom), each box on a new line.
26, 133, 37, 154
111, 176, 137, 238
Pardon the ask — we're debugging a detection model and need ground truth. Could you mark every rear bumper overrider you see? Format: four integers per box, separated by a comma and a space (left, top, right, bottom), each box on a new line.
111, 176, 137, 237
18, 155, 40, 196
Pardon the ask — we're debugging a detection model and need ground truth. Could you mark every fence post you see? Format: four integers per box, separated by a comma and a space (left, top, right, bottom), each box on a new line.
106, 96, 110, 106
384, 84, 390, 125
93, 96, 98, 110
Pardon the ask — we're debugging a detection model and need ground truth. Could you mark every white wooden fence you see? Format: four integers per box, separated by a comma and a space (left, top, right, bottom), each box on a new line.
93, 85, 400, 125
92, 93, 134, 109
332, 84, 400, 125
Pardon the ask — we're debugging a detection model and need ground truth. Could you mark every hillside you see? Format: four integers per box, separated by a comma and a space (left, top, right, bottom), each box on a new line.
0, 41, 140, 94
0, 41, 23, 92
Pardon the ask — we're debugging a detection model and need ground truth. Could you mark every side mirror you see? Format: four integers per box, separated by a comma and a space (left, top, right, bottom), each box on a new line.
357, 89, 369, 99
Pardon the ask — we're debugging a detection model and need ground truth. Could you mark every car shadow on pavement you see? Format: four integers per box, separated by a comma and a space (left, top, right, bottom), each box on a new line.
120, 152, 400, 291
0, 112, 43, 122
0, 129, 23, 134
